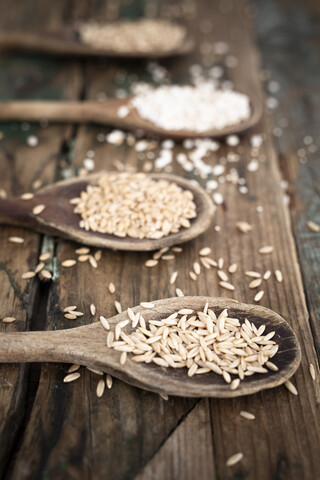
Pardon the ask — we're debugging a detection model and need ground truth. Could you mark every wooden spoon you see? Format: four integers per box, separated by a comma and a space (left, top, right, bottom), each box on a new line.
0, 172, 214, 251
0, 25, 193, 58
0, 297, 301, 398
0, 95, 262, 140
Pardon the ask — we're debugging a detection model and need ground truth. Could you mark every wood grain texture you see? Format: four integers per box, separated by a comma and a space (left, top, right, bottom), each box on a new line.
0, 296, 301, 398
0, 0, 319, 479
136, 399, 216, 480
0, 172, 215, 250
254, 0, 320, 359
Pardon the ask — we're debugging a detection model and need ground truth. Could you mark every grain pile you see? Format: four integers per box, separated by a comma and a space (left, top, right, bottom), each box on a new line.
131, 83, 251, 132
79, 19, 187, 53
106, 302, 279, 389
71, 173, 197, 239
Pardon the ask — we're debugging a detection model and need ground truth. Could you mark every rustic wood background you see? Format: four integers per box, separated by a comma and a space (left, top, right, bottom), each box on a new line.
0, 0, 319, 479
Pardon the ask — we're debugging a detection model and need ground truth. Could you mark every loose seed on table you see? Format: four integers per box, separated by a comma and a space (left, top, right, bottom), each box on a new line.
219, 281, 235, 291
89, 256, 98, 268
96, 379, 105, 398
8, 236, 24, 244
61, 259, 77, 268
175, 288, 184, 297
68, 364, 80, 373
2, 317, 16, 323
140, 302, 155, 309
254, 290, 264, 302
263, 270, 271, 280
35, 262, 45, 274
22, 271, 36, 279
236, 221, 252, 233
259, 245, 274, 254
39, 252, 51, 261
64, 313, 77, 320
100, 316, 110, 330
309, 363, 316, 381
240, 411, 255, 420
20, 192, 34, 200
115, 301, 122, 314
109, 282, 116, 294
145, 259, 158, 268
307, 220, 320, 232
228, 263, 238, 273
63, 372, 80, 383
245, 271, 261, 278
39, 270, 52, 281
249, 278, 262, 289
199, 247, 211, 256
189, 271, 197, 281
226, 452, 244, 467
75, 247, 90, 255
217, 270, 228, 282
32, 204, 45, 215
106, 374, 113, 389
63, 305, 77, 312
284, 379, 298, 395
170, 271, 178, 285
87, 367, 104, 375
193, 262, 201, 275
275, 270, 283, 282
90, 304, 96, 316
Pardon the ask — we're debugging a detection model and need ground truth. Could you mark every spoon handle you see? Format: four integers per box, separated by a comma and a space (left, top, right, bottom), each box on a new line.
0, 330, 83, 364
0, 198, 38, 229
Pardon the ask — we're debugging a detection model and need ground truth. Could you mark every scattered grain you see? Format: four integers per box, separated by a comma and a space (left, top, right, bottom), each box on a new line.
193, 262, 201, 275
217, 270, 228, 282
90, 303, 96, 316
249, 278, 262, 289
189, 271, 197, 281
61, 259, 77, 268
32, 204, 45, 215
175, 288, 184, 297
228, 263, 237, 273
236, 221, 252, 233
254, 290, 264, 302
75, 247, 90, 255
64, 313, 77, 320
68, 364, 80, 373
115, 301, 122, 313
219, 281, 235, 291
226, 452, 243, 467
145, 259, 159, 268
245, 271, 261, 278
38, 269, 52, 281
307, 220, 320, 232
2, 317, 16, 323
263, 270, 271, 280
199, 247, 211, 256
309, 363, 316, 381
63, 305, 77, 312
109, 282, 116, 294
39, 252, 51, 261
259, 245, 274, 254
22, 271, 36, 279
100, 316, 110, 330
20, 192, 34, 200
275, 270, 283, 282
170, 271, 178, 285
106, 374, 113, 389
8, 236, 24, 244
284, 379, 298, 395
96, 379, 105, 398
240, 411, 255, 420
63, 372, 80, 383
140, 302, 155, 309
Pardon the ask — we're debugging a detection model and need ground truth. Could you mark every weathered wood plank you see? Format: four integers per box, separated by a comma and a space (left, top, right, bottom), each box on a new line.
254, 0, 320, 358
0, 0, 82, 477
136, 400, 216, 480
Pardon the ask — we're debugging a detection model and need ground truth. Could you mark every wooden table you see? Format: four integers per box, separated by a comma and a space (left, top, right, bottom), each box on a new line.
0, 0, 319, 478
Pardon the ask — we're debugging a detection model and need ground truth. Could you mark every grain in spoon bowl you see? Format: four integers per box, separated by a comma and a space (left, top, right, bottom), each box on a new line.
71, 172, 197, 240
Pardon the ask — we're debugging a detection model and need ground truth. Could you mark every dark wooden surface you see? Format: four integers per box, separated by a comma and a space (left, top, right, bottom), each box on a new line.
0, 0, 319, 479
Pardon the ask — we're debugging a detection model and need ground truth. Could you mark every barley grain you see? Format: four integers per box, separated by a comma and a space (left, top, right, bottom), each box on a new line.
170, 271, 178, 285
193, 262, 201, 275
96, 379, 105, 397
219, 281, 235, 291
230, 378, 240, 390
176, 288, 184, 297
254, 290, 264, 302
120, 351, 127, 365
63, 305, 77, 312
263, 270, 271, 280
39, 269, 52, 281
245, 271, 261, 278
275, 270, 283, 282
284, 379, 298, 395
162, 255, 175, 261
35, 262, 45, 274
226, 452, 243, 466
249, 278, 262, 289
106, 374, 113, 389
61, 259, 77, 268
259, 245, 274, 254
189, 271, 197, 281
199, 247, 211, 256
87, 367, 104, 375
63, 372, 80, 383
75, 247, 90, 255
228, 263, 238, 273
32, 204, 45, 215
68, 364, 80, 373
115, 301, 122, 313
145, 259, 158, 267
2, 317, 16, 323
309, 363, 316, 381
20, 192, 34, 200
100, 316, 110, 330
217, 270, 228, 282
140, 302, 155, 309
109, 282, 116, 294
236, 221, 252, 233
90, 303, 96, 316
240, 411, 255, 420
89, 256, 98, 268
307, 220, 320, 232
22, 271, 36, 279
39, 252, 51, 261
8, 236, 24, 244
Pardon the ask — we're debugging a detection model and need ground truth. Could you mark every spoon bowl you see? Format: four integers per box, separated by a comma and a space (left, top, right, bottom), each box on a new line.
0, 297, 301, 398
0, 172, 214, 251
